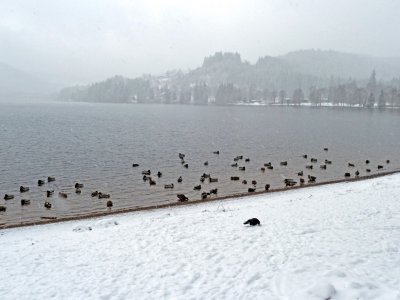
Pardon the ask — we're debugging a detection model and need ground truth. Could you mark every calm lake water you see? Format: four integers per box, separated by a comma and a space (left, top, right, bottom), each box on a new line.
1, 102, 400, 226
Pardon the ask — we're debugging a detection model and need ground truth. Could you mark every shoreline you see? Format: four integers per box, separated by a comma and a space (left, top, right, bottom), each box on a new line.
1, 168, 400, 230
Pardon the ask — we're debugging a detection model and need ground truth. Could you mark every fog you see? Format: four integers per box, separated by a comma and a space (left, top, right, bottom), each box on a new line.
1, 0, 400, 85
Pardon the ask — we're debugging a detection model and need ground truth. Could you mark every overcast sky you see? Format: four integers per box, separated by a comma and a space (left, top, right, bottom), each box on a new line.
1, 0, 399, 84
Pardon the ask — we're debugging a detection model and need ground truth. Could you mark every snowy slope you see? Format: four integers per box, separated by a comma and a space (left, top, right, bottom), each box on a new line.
1, 174, 400, 300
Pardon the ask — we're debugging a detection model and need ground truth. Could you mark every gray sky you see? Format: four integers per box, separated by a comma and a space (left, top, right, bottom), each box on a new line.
1, 0, 399, 84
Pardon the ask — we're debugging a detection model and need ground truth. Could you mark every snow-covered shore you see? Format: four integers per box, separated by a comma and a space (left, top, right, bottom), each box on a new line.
1, 174, 400, 300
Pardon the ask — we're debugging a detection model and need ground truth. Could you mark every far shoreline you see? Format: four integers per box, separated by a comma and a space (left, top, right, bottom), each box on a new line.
1, 169, 399, 231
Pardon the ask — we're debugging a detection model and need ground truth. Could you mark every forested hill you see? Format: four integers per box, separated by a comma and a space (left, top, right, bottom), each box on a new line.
57, 50, 400, 106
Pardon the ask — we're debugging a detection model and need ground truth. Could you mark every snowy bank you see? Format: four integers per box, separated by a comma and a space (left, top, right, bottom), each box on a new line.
1, 174, 400, 299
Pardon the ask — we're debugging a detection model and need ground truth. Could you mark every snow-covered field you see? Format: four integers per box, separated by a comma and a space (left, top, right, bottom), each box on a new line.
1, 174, 400, 300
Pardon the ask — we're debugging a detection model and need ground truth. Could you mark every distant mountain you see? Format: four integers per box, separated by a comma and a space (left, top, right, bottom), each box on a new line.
57, 50, 400, 105
0, 62, 57, 101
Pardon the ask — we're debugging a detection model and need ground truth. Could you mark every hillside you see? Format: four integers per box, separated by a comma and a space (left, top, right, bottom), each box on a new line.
0, 62, 56, 101
57, 50, 400, 105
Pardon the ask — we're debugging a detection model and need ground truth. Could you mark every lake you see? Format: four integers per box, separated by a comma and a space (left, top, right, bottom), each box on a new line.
1, 102, 400, 226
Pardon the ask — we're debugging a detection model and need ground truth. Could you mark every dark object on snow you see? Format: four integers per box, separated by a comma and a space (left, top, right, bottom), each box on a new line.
267, 165, 274, 170
244, 218, 260, 226
21, 199, 31, 206
177, 194, 189, 202
132, 163, 140, 167
107, 200, 113, 207
48, 176, 55, 182
44, 201, 52, 209
386, 160, 390, 164
204, 161, 208, 166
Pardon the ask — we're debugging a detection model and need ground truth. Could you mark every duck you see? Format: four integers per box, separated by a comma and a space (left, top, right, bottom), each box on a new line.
325, 160, 332, 164
98, 192, 110, 199
310, 158, 317, 163
265, 184, 270, 191
177, 194, 189, 202
38, 179, 45, 186
245, 158, 250, 162
308, 175, 316, 182
75, 188, 82, 194
106, 200, 113, 207
183, 164, 189, 168
280, 161, 288, 166
59, 192, 68, 198
4, 194, 14, 200
209, 177, 218, 183
267, 165, 274, 170
21, 199, 31, 206
242, 180, 247, 184
231, 163, 238, 167
248, 188, 256, 192
0, 206, 6, 212
348, 163, 355, 167
230, 176, 240, 181
44, 201, 52, 209
377, 165, 383, 169
209, 188, 218, 195
91, 191, 99, 197
320, 165, 327, 169
251, 180, 257, 186
300, 178, 305, 185
157, 171, 162, 178
297, 171, 303, 176
47, 176, 55, 182
132, 163, 140, 167
306, 165, 313, 169
355, 170, 360, 177
213, 151, 220, 155
204, 161, 209, 166
386, 160, 390, 164
264, 162, 272, 167
193, 185, 201, 190
344, 173, 351, 177
142, 170, 151, 175
46, 190, 54, 197
365, 160, 370, 164
20, 186, 29, 193
201, 192, 208, 199
149, 179, 156, 185
238, 166, 246, 171
323, 148, 328, 151
164, 184, 174, 189
177, 176, 183, 183
75, 183, 84, 188
302, 154, 308, 159
260, 167, 266, 172
366, 169, 371, 173
178, 153, 185, 159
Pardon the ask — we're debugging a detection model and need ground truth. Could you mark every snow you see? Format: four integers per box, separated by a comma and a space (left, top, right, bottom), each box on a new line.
1, 174, 400, 300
